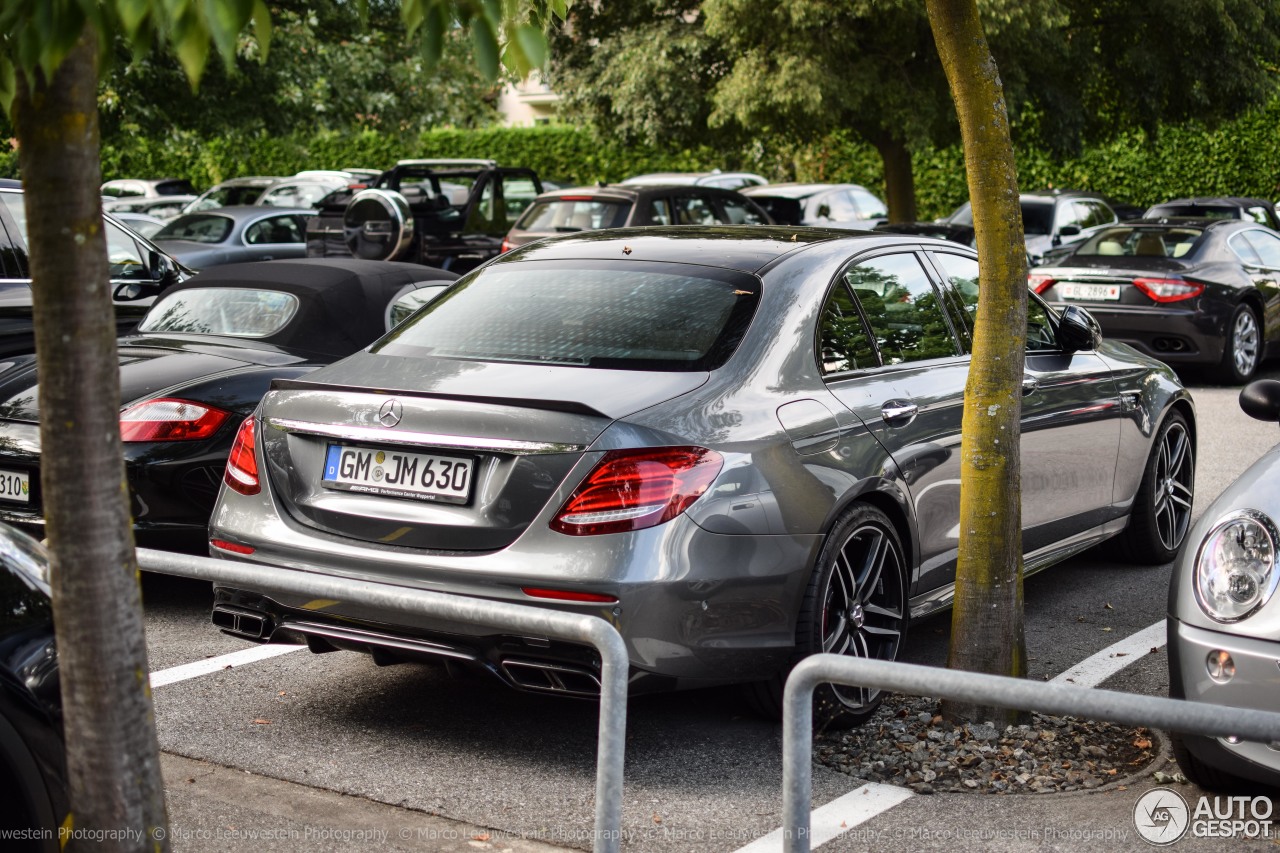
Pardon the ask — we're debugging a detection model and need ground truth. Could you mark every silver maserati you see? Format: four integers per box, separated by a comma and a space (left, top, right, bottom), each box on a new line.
207, 227, 1196, 727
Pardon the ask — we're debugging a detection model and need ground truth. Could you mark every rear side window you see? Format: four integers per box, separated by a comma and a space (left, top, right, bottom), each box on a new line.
719, 197, 767, 225
140, 288, 299, 337
156, 214, 234, 244
515, 199, 629, 232
843, 253, 958, 365
375, 260, 760, 372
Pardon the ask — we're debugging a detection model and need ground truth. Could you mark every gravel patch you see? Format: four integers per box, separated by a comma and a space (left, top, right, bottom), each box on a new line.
816, 693, 1160, 795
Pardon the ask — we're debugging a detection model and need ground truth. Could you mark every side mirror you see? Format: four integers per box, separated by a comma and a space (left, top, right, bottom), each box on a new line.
1057, 305, 1102, 352
1058, 224, 1081, 237
148, 250, 182, 291
816, 204, 831, 220
1240, 380, 1280, 423
112, 282, 146, 301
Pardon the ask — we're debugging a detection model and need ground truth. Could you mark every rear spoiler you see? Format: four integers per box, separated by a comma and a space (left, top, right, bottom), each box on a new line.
269, 377, 609, 419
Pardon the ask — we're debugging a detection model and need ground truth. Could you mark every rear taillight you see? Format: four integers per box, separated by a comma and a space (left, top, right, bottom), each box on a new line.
521, 587, 618, 603
500, 238, 513, 252
1133, 277, 1203, 303
1027, 274, 1056, 294
550, 447, 723, 536
224, 416, 260, 496
119, 398, 230, 442
210, 538, 255, 555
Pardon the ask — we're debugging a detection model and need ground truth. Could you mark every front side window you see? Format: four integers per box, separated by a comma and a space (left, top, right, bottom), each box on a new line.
105, 221, 148, 280
932, 252, 1057, 352
375, 260, 760, 372
648, 198, 673, 226
1242, 229, 1280, 269
675, 196, 718, 225
140, 288, 299, 337
844, 253, 958, 365
719, 197, 766, 225
243, 215, 305, 245
501, 177, 540, 224
850, 189, 887, 221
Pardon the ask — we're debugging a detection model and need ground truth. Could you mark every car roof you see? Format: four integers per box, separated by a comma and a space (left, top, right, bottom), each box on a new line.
151, 259, 456, 356
1149, 196, 1276, 209
740, 183, 868, 199
497, 225, 958, 274
169, 205, 315, 222
530, 185, 753, 202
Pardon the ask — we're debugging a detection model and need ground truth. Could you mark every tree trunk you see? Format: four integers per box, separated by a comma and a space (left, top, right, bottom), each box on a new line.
925, 0, 1029, 726
871, 136, 917, 223
11, 29, 170, 852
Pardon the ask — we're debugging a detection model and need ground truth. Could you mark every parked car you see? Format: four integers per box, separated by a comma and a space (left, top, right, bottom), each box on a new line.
0, 259, 454, 552
1167, 378, 1280, 791
500, 184, 771, 251
254, 172, 364, 209
0, 181, 186, 355
181, 176, 285, 213
101, 177, 196, 202
741, 183, 887, 230
306, 159, 543, 274
0, 522, 65, 853
1146, 196, 1280, 232
620, 170, 769, 191
1029, 218, 1280, 384
103, 194, 199, 219
152, 206, 316, 271
935, 190, 1118, 264
206, 227, 1194, 728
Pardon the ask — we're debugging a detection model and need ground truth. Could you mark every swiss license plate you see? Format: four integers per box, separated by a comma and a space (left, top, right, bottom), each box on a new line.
1058, 282, 1120, 301
321, 445, 474, 505
0, 469, 29, 503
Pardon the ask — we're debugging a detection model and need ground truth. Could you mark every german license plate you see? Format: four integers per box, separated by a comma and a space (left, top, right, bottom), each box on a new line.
1058, 283, 1120, 301
321, 445, 474, 505
0, 469, 29, 503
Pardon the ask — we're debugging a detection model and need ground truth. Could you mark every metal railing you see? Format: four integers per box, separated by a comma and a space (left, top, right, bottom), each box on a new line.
781, 654, 1280, 853
138, 548, 630, 853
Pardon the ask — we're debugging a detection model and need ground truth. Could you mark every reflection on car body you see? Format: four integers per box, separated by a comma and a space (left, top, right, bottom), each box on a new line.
206, 227, 1196, 729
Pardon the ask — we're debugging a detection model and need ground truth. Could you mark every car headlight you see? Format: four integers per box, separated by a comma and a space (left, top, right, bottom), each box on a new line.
1194, 510, 1279, 622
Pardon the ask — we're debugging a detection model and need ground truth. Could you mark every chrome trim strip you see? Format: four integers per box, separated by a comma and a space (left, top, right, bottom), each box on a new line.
265, 417, 588, 455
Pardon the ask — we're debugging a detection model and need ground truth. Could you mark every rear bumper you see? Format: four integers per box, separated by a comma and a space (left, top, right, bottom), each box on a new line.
1167, 617, 1280, 786
1052, 301, 1226, 365
208, 511, 824, 688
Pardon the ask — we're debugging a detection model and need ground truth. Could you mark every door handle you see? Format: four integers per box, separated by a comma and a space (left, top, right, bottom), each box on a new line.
880, 399, 918, 427
1022, 375, 1039, 396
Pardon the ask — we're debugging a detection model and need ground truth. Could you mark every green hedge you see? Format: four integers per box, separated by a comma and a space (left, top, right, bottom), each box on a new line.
4, 96, 1277, 220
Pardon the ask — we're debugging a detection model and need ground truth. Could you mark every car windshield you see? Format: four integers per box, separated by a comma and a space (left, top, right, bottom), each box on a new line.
515, 199, 630, 232
374, 259, 760, 371
200, 185, 266, 207
1074, 226, 1204, 259
155, 214, 234, 244
138, 287, 299, 337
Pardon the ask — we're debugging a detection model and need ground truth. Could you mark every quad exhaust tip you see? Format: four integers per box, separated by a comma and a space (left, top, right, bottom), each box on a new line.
500, 658, 602, 697
212, 605, 270, 640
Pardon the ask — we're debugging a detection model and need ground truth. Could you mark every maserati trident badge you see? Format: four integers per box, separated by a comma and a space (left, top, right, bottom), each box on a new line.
378, 399, 403, 428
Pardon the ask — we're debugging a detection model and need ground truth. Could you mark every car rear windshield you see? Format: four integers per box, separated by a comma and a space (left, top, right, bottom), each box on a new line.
1074, 226, 1204, 259
139, 287, 300, 337
515, 199, 630, 233
374, 259, 760, 371
155, 214, 234, 244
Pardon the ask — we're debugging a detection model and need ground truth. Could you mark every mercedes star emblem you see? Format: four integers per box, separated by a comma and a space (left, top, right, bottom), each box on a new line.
378, 399, 403, 428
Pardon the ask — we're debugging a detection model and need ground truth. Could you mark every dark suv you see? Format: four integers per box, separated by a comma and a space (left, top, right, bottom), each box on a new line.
306, 159, 543, 274
502, 184, 771, 251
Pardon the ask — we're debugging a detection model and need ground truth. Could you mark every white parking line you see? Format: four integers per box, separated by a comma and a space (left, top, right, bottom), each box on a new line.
149, 644, 306, 688
1049, 619, 1167, 688
733, 783, 915, 853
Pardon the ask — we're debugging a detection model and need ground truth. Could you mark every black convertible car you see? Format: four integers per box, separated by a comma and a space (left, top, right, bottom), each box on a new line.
0, 259, 456, 552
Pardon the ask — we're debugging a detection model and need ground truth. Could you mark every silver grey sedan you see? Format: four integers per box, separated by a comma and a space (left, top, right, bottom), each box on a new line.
1168, 379, 1280, 789
207, 227, 1195, 727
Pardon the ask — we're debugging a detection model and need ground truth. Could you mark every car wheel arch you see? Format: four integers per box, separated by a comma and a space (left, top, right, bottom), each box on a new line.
818, 481, 920, 593
0, 707, 61, 850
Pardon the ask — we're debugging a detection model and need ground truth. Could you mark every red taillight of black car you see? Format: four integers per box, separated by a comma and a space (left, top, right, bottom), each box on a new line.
1132, 277, 1204, 303
550, 447, 723, 536
224, 416, 260, 496
1027, 274, 1056, 294
119, 398, 230, 442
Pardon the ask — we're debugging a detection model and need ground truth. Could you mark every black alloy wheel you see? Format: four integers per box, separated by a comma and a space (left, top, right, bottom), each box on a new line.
1220, 303, 1261, 385
1117, 411, 1194, 563
742, 504, 908, 729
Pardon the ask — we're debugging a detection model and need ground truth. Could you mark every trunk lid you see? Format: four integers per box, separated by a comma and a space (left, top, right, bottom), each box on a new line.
258, 353, 709, 551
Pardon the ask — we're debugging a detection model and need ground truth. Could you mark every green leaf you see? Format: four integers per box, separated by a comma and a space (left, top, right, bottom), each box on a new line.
252, 0, 272, 63
171, 11, 212, 89
0, 57, 15, 116
470, 17, 500, 80
401, 0, 424, 37
206, 0, 253, 67
115, 0, 150, 38
514, 24, 547, 69
420, 5, 446, 67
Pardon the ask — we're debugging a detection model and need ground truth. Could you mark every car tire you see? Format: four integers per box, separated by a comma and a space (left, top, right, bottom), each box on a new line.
1218, 303, 1262, 385
1115, 411, 1194, 564
744, 504, 908, 730
1170, 732, 1255, 792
